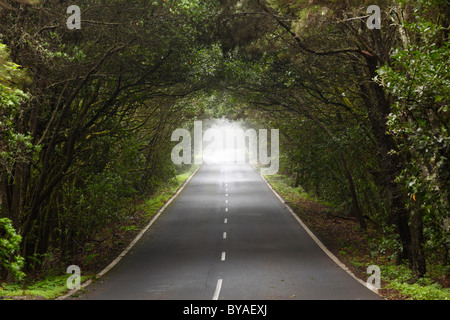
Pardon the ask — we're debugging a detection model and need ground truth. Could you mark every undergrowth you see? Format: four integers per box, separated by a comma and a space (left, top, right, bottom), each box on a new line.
264, 172, 450, 300
0, 165, 198, 300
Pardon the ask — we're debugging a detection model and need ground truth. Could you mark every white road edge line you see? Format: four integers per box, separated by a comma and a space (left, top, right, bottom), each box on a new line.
256, 167, 381, 297
212, 279, 223, 300
57, 165, 202, 300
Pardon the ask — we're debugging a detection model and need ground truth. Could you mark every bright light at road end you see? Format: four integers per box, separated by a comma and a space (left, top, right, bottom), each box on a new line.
203, 147, 239, 164
202, 121, 247, 164
171, 119, 280, 175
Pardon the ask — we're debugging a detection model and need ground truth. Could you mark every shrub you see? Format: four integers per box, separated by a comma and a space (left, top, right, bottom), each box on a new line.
0, 218, 26, 281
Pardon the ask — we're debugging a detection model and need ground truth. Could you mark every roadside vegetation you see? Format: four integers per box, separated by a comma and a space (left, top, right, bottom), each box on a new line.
265, 173, 450, 300
0, 165, 197, 299
1, 0, 448, 300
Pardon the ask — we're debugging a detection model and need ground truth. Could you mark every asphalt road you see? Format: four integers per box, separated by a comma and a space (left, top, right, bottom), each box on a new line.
72, 163, 381, 300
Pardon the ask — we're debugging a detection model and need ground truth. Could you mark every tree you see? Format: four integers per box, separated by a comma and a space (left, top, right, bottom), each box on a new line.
212, 0, 448, 276
0, 0, 219, 270
376, 0, 450, 276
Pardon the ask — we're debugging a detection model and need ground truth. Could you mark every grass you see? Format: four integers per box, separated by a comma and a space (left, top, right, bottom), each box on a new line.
387, 280, 450, 300
265, 174, 311, 201
264, 174, 334, 208
139, 165, 199, 222
379, 263, 450, 300
0, 165, 199, 300
0, 275, 89, 300
263, 172, 450, 300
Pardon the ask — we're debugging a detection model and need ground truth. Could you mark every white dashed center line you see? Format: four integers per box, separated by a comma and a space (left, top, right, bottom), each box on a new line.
212, 279, 223, 300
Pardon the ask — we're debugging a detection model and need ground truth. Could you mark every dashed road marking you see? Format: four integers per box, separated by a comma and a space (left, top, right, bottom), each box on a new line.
212, 279, 223, 300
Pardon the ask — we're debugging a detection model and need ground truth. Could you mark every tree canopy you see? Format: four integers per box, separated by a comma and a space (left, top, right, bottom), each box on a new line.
0, 0, 448, 284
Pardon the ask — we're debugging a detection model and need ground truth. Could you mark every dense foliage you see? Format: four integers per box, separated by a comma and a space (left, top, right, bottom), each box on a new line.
0, 0, 218, 276
377, 15, 449, 264
0, 217, 25, 280
208, 0, 449, 278
0, 0, 448, 283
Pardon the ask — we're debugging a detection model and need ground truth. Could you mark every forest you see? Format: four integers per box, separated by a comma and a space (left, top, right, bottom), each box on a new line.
0, 0, 449, 299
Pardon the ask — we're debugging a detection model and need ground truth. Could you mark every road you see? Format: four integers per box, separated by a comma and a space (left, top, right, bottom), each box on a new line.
71, 163, 381, 300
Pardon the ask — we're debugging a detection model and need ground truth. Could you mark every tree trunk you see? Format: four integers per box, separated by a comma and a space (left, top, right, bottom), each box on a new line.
410, 207, 426, 278
338, 153, 366, 230
356, 53, 425, 272
292, 96, 367, 230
